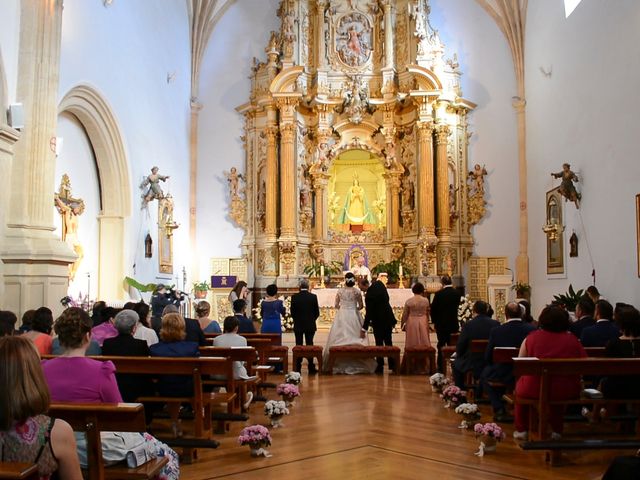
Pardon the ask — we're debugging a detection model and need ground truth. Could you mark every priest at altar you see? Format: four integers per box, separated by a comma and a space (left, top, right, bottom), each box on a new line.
351, 256, 371, 283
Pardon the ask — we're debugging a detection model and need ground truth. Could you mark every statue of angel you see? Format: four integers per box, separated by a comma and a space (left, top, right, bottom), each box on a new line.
141, 166, 169, 206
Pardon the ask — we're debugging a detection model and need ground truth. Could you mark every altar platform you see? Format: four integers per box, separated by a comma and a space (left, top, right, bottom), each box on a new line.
314, 288, 412, 327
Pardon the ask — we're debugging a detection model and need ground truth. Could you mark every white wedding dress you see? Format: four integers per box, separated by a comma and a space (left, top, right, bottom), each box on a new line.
323, 286, 377, 374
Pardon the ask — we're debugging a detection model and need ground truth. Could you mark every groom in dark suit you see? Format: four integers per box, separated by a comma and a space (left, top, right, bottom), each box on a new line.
362, 273, 397, 374
290, 279, 320, 374
430, 275, 462, 373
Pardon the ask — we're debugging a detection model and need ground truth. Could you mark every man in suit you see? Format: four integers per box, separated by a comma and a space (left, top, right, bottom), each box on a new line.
481, 302, 536, 420
290, 279, 320, 373
362, 272, 397, 374
102, 310, 153, 406
569, 297, 595, 339
233, 299, 256, 334
581, 299, 619, 347
430, 275, 462, 373
452, 300, 500, 388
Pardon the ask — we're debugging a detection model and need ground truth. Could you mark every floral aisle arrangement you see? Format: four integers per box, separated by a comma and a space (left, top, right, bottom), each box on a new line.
429, 373, 450, 393
457, 295, 474, 327
441, 385, 466, 408
454, 403, 481, 429
252, 299, 263, 323
264, 400, 289, 428
238, 425, 273, 457
276, 383, 300, 405
285, 371, 302, 386
281, 296, 293, 332
473, 423, 506, 456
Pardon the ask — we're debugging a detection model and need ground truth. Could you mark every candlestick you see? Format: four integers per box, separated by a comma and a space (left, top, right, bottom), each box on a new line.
399, 264, 403, 277
320, 265, 325, 289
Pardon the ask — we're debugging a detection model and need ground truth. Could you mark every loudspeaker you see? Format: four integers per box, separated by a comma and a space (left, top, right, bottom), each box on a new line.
8, 103, 24, 130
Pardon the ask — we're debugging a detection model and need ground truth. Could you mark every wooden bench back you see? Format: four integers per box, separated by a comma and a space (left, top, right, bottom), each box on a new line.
205, 333, 281, 346
469, 339, 489, 353
448, 333, 460, 346
513, 357, 640, 377
0, 462, 38, 479
584, 347, 606, 357
48, 403, 147, 480
492, 347, 518, 364
198, 346, 257, 365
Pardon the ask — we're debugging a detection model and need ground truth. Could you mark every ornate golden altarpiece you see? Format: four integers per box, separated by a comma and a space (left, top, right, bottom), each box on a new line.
232, 0, 486, 290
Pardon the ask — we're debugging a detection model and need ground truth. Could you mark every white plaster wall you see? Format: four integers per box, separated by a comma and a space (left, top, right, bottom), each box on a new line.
196, 0, 519, 283
58, 0, 192, 295
196, 0, 280, 277
53, 113, 100, 299
0, 0, 20, 109
526, 0, 640, 309
430, 0, 520, 273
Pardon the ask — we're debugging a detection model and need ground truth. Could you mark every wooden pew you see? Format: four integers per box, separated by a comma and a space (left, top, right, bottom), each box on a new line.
48, 402, 169, 480
441, 332, 460, 377
206, 333, 288, 372
326, 346, 401, 374
0, 463, 38, 479
512, 357, 640, 455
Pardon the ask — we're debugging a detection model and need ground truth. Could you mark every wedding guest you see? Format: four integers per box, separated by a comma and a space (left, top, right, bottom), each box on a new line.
91, 307, 119, 346
195, 301, 221, 334
90, 301, 106, 327
0, 336, 82, 479
580, 299, 619, 347
22, 307, 54, 355
569, 297, 595, 339
229, 280, 249, 304
150, 313, 199, 397
233, 299, 256, 333
163, 304, 206, 346
452, 300, 499, 388
51, 308, 102, 356
102, 310, 152, 402
513, 306, 586, 440
260, 284, 285, 334
130, 301, 159, 346
400, 282, 432, 374
430, 275, 462, 373
518, 300, 536, 327
585, 285, 601, 304
18, 309, 35, 333
0, 310, 18, 336
602, 305, 640, 399
291, 279, 320, 374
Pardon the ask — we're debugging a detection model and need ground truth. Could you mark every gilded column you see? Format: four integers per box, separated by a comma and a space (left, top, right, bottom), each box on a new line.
435, 124, 451, 238
312, 173, 329, 240
316, 0, 326, 69
279, 121, 296, 237
386, 173, 402, 239
417, 122, 435, 235
264, 123, 279, 238
383, 0, 394, 70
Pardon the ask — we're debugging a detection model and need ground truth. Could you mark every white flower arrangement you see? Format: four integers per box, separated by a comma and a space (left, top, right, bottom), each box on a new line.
429, 373, 450, 388
263, 400, 289, 418
454, 403, 479, 415
252, 298, 264, 322
457, 295, 474, 326
285, 371, 302, 385
281, 296, 293, 332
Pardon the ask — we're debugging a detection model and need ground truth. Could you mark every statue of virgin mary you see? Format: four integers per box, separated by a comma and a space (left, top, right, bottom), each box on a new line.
338, 176, 377, 225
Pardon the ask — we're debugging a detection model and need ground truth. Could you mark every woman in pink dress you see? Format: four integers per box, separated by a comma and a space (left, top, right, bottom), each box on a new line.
401, 282, 432, 373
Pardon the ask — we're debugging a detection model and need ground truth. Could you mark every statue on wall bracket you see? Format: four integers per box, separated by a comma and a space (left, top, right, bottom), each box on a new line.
54, 174, 85, 281
551, 163, 581, 209
140, 166, 169, 208
467, 164, 488, 226
225, 167, 247, 230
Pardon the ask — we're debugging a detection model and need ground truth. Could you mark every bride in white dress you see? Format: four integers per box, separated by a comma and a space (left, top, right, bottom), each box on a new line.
323, 273, 377, 374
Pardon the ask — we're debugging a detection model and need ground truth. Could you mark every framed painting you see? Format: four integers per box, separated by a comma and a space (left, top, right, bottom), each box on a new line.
546, 189, 564, 275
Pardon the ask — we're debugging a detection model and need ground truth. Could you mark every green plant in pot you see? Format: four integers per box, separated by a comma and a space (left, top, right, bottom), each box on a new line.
123, 277, 158, 299
303, 261, 343, 278
192, 281, 210, 299
371, 259, 411, 285
553, 284, 584, 312
511, 282, 531, 300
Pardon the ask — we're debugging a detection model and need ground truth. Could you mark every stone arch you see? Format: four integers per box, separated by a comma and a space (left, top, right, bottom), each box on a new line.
58, 84, 131, 300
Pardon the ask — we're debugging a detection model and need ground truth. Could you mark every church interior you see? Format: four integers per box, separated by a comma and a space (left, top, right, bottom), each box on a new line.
1, 0, 640, 479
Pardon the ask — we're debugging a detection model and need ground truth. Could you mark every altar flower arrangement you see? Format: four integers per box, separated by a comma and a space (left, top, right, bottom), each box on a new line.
473, 423, 506, 456
441, 385, 466, 408
238, 425, 272, 457
429, 373, 450, 393
458, 295, 474, 327
252, 299, 263, 322
277, 383, 300, 405
281, 296, 293, 332
455, 403, 481, 428
285, 371, 302, 386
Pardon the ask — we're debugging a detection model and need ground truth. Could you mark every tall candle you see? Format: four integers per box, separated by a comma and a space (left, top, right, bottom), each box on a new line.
320, 265, 324, 278
399, 264, 403, 277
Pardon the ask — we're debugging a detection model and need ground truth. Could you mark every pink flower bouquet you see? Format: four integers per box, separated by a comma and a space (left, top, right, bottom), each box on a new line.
473, 422, 506, 441
277, 383, 300, 405
440, 385, 466, 408
238, 425, 272, 447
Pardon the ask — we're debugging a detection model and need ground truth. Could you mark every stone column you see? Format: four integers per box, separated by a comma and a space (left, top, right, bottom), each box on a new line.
264, 124, 279, 238
188, 99, 203, 280
2, 0, 75, 316
513, 98, 529, 282
0, 126, 20, 307
417, 122, 435, 235
434, 124, 450, 239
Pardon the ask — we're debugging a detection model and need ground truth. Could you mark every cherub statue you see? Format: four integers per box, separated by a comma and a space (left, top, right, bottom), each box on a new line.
225, 167, 244, 199
468, 164, 487, 196
551, 163, 581, 208
140, 166, 169, 206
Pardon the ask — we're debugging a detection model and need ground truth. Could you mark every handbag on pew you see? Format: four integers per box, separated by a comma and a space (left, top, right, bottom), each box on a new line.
75, 431, 152, 467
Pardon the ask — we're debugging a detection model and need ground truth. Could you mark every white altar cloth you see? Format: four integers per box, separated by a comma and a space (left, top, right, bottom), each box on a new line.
313, 288, 413, 308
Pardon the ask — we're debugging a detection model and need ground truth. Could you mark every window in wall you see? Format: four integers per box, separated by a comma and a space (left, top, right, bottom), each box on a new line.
564, 0, 583, 18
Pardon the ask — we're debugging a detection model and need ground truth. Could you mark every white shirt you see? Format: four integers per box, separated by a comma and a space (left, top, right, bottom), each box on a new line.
134, 323, 159, 346
213, 333, 250, 380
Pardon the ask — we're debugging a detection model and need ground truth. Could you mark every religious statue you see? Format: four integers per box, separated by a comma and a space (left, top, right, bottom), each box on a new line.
336, 13, 372, 67
226, 167, 243, 198
338, 176, 376, 226
54, 175, 85, 281
551, 163, 581, 208
328, 191, 341, 226
224, 167, 247, 229
372, 193, 386, 229
341, 77, 370, 125
468, 164, 487, 196
140, 166, 169, 206
401, 174, 415, 209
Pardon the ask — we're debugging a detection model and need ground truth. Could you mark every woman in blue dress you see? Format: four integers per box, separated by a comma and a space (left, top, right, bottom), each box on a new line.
260, 284, 285, 334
